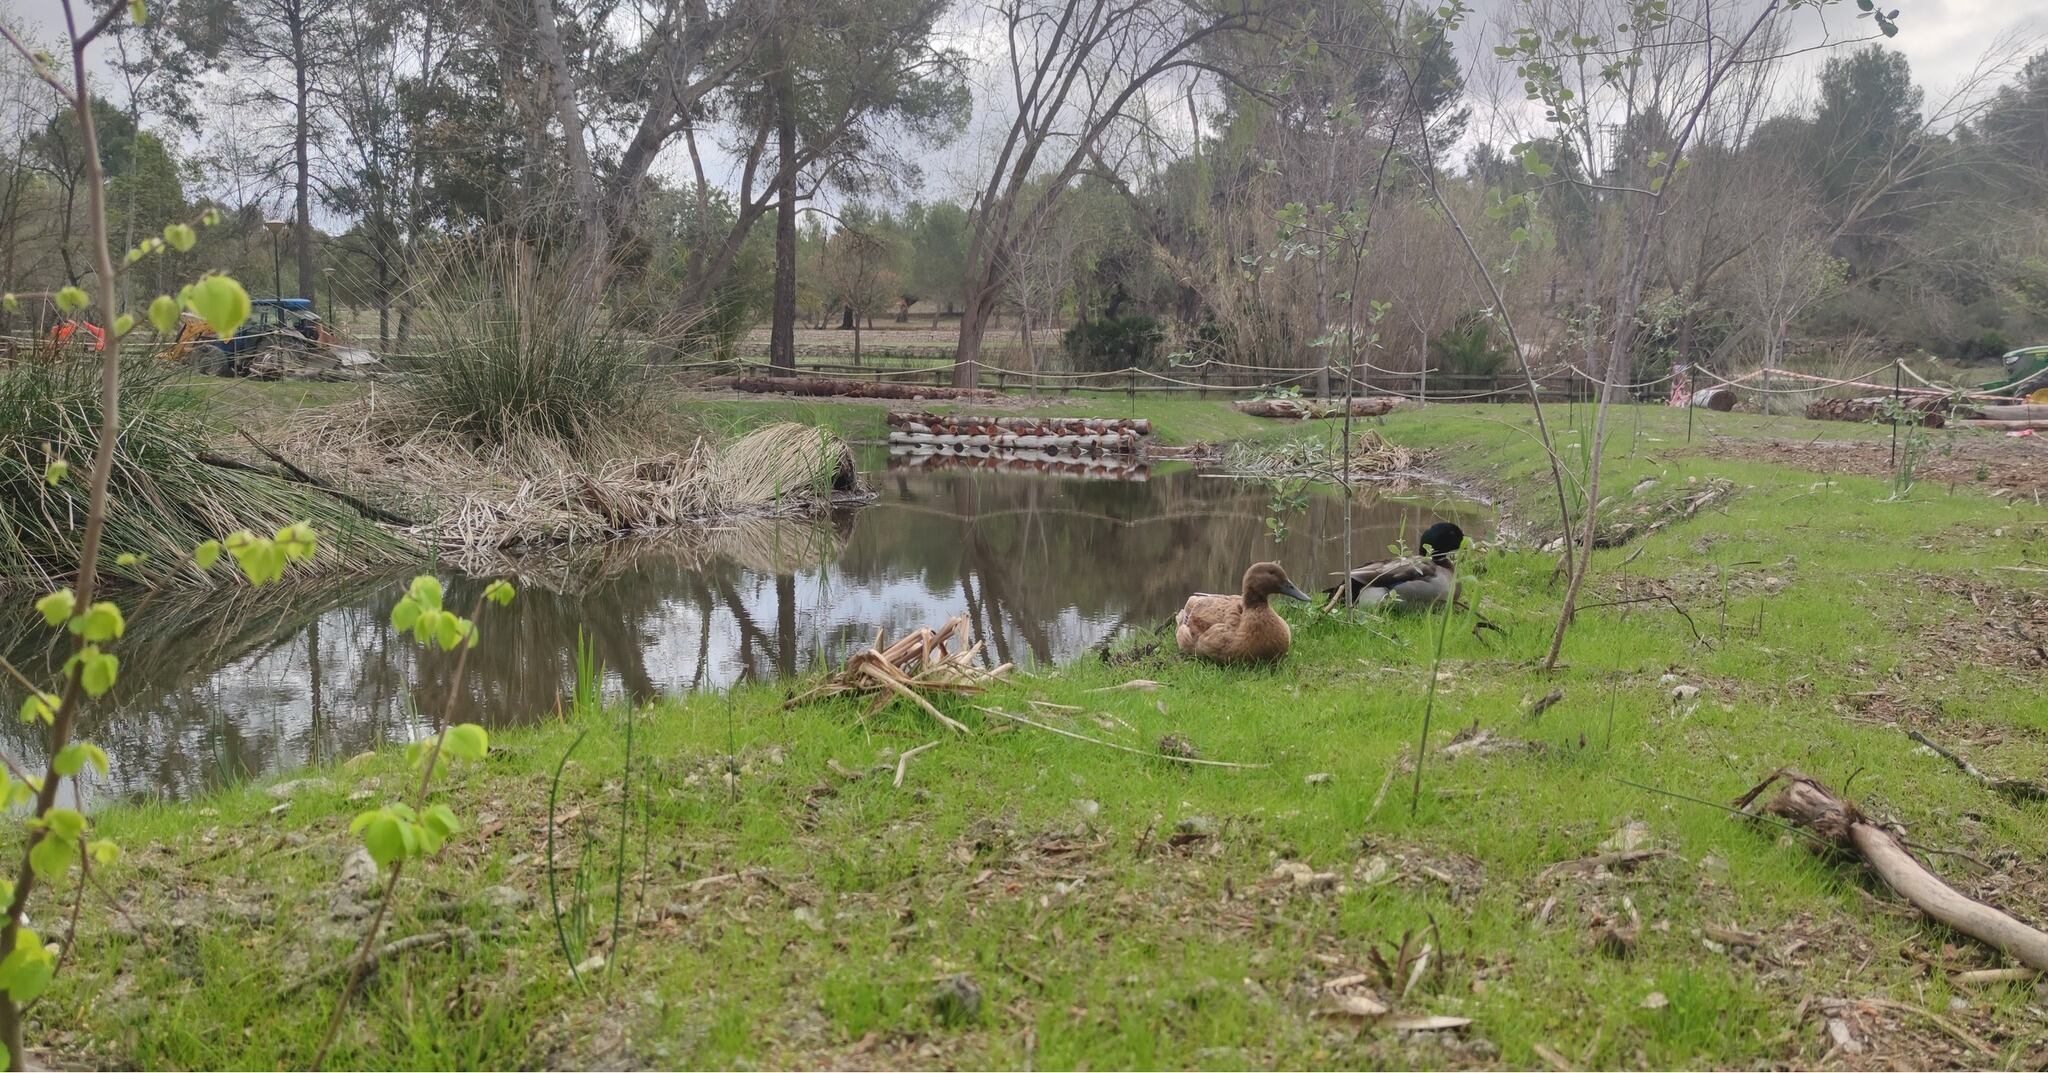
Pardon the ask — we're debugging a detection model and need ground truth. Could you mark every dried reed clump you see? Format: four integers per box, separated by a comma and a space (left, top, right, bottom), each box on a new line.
287, 401, 864, 561
0, 356, 412, 590
1222, 429, 1416, 478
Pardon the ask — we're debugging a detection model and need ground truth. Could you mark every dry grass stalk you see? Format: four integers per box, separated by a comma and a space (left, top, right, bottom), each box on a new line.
786, 615, 1010, 734
285, 400, 859, 565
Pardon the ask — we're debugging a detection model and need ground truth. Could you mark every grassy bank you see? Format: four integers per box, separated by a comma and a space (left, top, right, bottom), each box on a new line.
33, 402, 2048, 1069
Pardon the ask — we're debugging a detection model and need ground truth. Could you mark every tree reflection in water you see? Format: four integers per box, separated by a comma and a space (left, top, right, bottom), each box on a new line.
0, 463, 1484, 801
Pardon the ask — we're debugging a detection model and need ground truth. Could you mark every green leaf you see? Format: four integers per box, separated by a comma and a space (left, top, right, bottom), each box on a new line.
275, 522, 317, 562
200, 207, 220, 226
17, 692, 57, 726
192, 539, 221, 570
88, 839, 119, 867
162, 222, 195, 251
67, 646, 118, 698
180, 275, 251, 339
1, 293, 16, 313
54, 743, 108, 777
116, 552, 140, 566
129, 0, 146, 22
41, 808, 86, 840
406, 575, 444, 610
442, 723, 489, 761
112, 313, 134, 337
354, 811, 416, 866
148, 294, 180, 335
70, 600, 125, 642
54, 286, 88, 313
0, 928, 54, 1002
28, 834, 72, 879
421, 803, 461, 840
390, 598, 420, 633
34, 588, 75, 627
483, 580, 515, 607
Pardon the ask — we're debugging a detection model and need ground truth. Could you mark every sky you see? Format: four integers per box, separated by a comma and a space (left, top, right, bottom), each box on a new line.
3, 0, 2042, 213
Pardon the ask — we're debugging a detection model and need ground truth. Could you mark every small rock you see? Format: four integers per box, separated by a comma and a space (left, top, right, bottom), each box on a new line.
337, 847, 377, 895
1176, 815, 1217, 838
1825, 1017, 1863, 1055
1599, 820, 1652, 853
1159, 733, 1200, 759
266, 777, 332, 800
793, 906, 826, 934
1304, 772, 1333, 786
1073, 798, 1100, 818
1670, 684, 1701, 703
573, 953, 606, 976
1657, 673, 1681, 686
930, 974, 981, 1025
1640, 991, 1668, 1010
478, 885, 530, 912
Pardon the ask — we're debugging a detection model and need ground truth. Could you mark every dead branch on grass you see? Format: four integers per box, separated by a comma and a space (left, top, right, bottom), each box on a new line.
1904, 729, 2048, 803
786, 616, 1008, 734
1736, 769, 2048, 971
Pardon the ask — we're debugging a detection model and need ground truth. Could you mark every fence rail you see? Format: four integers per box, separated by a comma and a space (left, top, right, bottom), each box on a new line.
1, 331, 2003, 406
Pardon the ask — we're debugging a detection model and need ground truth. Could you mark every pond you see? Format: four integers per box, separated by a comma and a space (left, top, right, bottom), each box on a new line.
1, 452, 1488, 801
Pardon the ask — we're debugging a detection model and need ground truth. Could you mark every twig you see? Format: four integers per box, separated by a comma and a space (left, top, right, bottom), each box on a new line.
284, 928, 477, 996
1905, 729, 2048, 803
863, 664, 972, 734
1535, 848, 1673, 882
893, 741, 940, 788
971, 707, 1267, 769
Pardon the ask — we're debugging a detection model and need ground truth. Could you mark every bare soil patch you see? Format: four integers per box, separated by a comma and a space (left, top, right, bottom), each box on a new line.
1685, 431, 2048, 496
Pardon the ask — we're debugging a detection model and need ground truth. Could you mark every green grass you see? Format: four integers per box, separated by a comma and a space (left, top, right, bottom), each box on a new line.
28, 401, 2048, 1068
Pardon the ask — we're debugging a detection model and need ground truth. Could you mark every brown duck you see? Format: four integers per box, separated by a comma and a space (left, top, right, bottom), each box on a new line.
1175, 562, 1314, 664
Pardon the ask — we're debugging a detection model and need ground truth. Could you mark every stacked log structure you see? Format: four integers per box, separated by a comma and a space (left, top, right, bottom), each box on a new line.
885, 412, 1151, 457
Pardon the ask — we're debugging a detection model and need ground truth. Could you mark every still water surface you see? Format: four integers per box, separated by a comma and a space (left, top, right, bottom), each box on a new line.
1, 454, 1485, 800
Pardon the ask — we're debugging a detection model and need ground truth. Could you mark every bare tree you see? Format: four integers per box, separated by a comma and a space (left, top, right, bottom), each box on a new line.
949, 0, 1268, 387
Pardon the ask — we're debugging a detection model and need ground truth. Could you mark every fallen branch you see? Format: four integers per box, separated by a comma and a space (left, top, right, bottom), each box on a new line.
283, 927, 476, 996
786, 616, 1004, 735
1736, 769, 2048, 971
1905, 729, 2048, 803
1951, 966, 2040, 987
971, 706, 1267, 769
197, 431, 418, 527
1535, 848, 1674, 883
893, 741, 940, 788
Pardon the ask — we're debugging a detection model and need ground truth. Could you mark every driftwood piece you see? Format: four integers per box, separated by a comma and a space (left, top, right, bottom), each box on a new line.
1972, 404, 2048, 421
1905, 729, 2048, 803
786, 615, 1006, 733
1960, 418, 2048, 431
731, 376, 996, 400
1234, 397, 1400, 420
1736, 769, 2048, 971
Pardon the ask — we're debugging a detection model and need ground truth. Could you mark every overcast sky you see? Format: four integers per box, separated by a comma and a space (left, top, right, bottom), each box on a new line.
4, 0, 2042, 213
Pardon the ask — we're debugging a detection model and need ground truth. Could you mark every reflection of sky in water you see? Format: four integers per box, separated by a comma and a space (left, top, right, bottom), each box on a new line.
4, 463, 1488, 802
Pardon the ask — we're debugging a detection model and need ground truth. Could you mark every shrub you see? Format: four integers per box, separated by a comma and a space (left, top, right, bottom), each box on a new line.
408, 248, 644, 444
1062, 314, 1163, 372
1428, 312, 1511, 377
0, 355, 407, 589
1957, 329, 2011, 364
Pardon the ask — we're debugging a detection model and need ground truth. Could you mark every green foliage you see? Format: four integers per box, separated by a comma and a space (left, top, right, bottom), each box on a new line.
0, 358, 403, 588
179, 275, 251, 339
1428, 312, 1512, 377
1957, 329, 2011, 363
407, 248, 643, 444
350, 803, 462, 867
390, 575, 474, 650
221, 524, 318, 585
0, 929, 54, 1004
34, 589, 76, 627
1061, 315, 1164, 373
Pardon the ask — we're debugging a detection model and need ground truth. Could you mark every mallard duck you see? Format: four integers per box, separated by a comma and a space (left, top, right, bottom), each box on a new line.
1176, 562, 1314, 664
1323, 522, 1465, 611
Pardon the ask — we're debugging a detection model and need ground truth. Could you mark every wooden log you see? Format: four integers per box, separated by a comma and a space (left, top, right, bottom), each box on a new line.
1970, 404, 2048, 421
1960, 419, 2048, 431
1234, 397, 1400, 420
1738, 769, 2048, 971
734, 377, 996, 400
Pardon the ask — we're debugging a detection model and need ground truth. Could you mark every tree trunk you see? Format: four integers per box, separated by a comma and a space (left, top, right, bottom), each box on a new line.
532, 0, 606, 295
292, 11, 315, 305
853, 317, 862, 365
767, 16, 798, 374
953, 281, 1002, 389
839, 304, 854, 330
